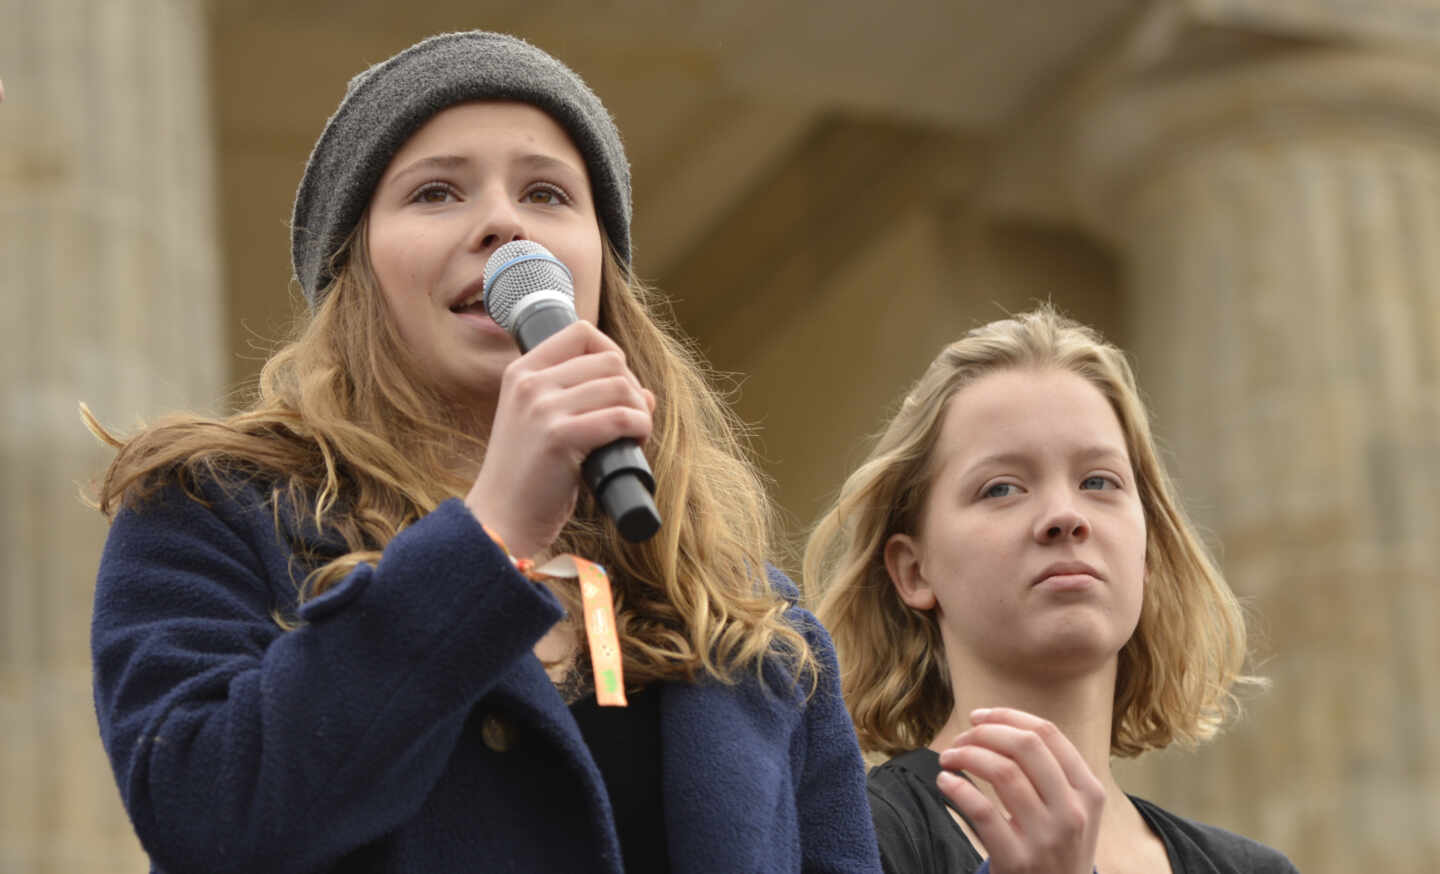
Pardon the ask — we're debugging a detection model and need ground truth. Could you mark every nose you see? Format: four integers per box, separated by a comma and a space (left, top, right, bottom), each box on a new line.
467, 188, 526, 253
1034, 497, 1090, 544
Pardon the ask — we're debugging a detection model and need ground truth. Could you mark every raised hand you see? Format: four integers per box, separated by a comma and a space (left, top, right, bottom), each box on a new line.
936, 707, 1105, 874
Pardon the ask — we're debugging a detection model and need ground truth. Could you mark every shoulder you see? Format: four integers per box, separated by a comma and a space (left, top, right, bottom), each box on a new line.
867, 749, 980, 874
1131, 796, 1299, 873
764, 565, 835, 663
114, 460, 277, 520
98, 463, 351, 628
866, 763, 935, 874
107, 466, 281, 555
867, 748, 943, 816
97, 469, 298, 618
766, 563, 802, 602
111, 463, 345, 562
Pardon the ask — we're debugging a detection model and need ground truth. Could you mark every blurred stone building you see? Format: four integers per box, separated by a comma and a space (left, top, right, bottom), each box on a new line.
3, 0, 1438, 871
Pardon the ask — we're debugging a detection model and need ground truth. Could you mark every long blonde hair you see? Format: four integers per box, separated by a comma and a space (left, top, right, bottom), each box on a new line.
89, 220, 815, 689
806, 306, 1258, 757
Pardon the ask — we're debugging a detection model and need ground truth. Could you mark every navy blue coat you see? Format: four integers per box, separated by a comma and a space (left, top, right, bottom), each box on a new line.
92, 475, 882, 873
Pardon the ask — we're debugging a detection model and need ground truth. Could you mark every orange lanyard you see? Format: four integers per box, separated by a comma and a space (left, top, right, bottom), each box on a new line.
484, 526, 628, 707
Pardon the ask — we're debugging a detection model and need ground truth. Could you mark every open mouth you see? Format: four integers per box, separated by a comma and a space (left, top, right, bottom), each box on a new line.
450, 300, 488, 316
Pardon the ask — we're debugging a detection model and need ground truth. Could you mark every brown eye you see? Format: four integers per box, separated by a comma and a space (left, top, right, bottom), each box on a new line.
522, 183, 569, 205
412, 183, 456, 204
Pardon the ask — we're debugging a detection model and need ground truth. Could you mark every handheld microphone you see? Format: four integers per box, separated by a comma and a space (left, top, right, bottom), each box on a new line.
482, 240, 662, 543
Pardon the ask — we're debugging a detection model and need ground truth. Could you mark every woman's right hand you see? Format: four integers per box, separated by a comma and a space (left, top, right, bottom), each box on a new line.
465, 320, 653, 559
936, 707, 1106, 874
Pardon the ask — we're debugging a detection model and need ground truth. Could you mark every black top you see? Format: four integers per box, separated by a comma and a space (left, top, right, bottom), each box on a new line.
571, 685, 670, 873
867, 748, 1300, 874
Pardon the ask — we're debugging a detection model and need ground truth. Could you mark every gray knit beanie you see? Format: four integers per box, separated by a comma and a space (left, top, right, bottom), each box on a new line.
291, 31, 631, 308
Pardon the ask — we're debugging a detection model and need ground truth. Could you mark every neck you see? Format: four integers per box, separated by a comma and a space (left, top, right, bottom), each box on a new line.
928, 654, 1170, 870
435, 388, 497, 478
447, 384, 499, 439
929, 657, 1124, 799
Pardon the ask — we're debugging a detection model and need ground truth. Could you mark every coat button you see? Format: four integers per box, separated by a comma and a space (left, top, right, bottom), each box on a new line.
481, 713, 516, 752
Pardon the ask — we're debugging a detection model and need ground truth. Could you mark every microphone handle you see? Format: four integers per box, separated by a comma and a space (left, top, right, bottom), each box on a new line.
511, 298, 662, 543
512, 299, 579, 355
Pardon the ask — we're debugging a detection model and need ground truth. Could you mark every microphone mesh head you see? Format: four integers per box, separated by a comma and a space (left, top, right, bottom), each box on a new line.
483, 241, 575, 332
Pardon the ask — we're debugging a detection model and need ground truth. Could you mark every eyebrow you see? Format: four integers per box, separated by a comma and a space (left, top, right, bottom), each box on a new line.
961, 445, 1130, 476
389, 154, 470, 181
386, 152, 585, 185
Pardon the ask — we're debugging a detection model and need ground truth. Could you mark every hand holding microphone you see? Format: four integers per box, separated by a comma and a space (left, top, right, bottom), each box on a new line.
465, 241, 662, 556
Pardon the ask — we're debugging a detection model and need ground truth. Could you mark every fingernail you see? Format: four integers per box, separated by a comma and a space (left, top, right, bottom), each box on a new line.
970, 707, 991, 720
937, 771, 959, 788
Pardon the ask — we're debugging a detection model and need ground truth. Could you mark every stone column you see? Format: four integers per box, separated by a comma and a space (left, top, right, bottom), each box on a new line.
0, 1, 223, 871
1074, 50, 1440, 873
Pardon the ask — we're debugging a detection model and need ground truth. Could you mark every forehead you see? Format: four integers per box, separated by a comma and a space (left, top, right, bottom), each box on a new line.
935, 367, 1130, 466
388, 100, 586, 167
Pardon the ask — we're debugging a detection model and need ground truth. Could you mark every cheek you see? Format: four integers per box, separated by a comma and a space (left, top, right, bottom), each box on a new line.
558, 227, 605, 323
368, 235, 405, 298
1133, 516, 1150, 580
572, 276, 600, 324
1121, 497, 1148, 568
927, 539, 1000, 606
1126, 528, 1150, 623
370, 223, 440, 297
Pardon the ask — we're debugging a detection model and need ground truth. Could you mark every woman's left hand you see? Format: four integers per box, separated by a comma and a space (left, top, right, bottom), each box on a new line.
935, 707, 1106, 874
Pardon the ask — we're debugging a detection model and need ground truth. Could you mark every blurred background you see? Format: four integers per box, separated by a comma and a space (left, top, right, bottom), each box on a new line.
3, 0, 1439, 871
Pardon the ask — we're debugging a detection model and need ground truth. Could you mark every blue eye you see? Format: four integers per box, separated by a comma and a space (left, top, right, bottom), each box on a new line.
982, 482, 1021, 499
1080, 475, 1116, 490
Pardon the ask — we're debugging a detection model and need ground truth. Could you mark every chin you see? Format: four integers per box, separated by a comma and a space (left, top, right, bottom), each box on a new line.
1029, 628, 1122, 675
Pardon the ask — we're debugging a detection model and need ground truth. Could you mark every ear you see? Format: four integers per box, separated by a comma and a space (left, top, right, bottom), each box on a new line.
884, 533, 937, 611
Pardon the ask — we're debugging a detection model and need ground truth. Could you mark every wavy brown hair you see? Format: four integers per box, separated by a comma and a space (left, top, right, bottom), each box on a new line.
806, 306, 1260, 757
88, 218, 815, 690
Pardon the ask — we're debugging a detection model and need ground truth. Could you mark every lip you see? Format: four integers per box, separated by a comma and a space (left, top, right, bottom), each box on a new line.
449, 277, 489, 312
1031, 561, 1102, 588
446, 279, 512, 337
451, 306, 510, 337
